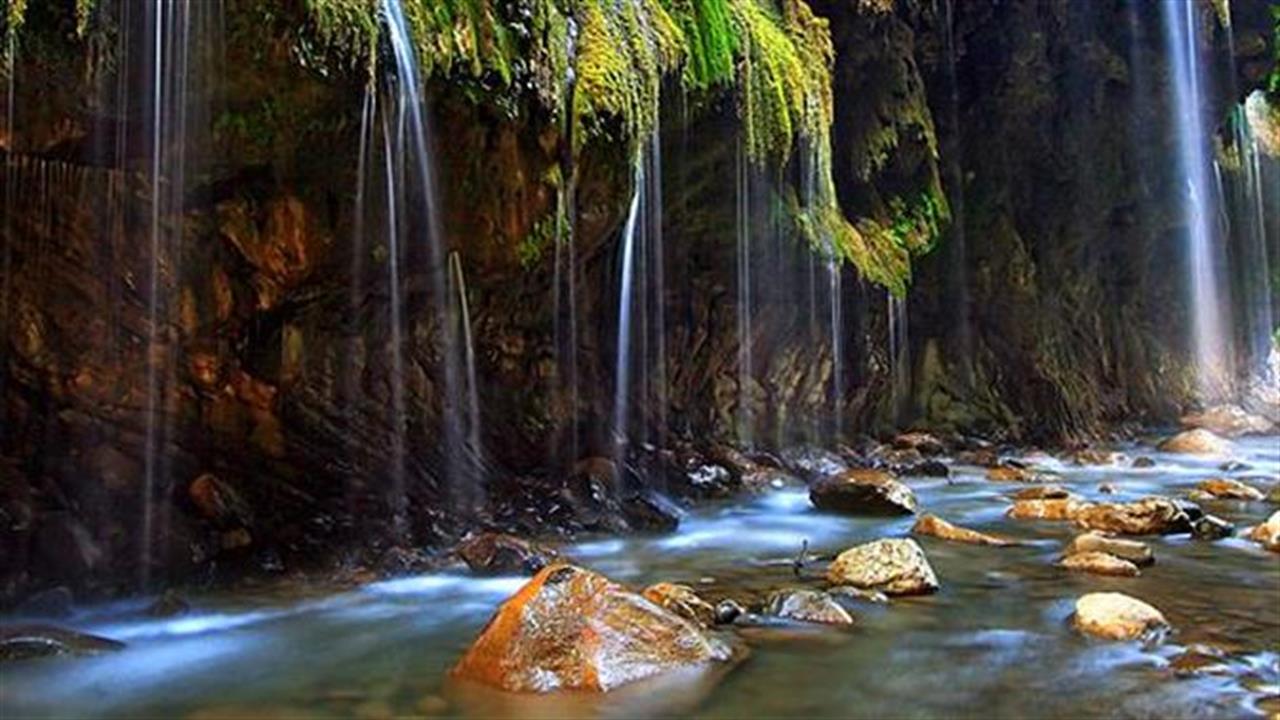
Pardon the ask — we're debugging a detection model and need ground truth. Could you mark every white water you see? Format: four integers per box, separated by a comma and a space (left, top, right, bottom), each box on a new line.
448, 250, 483, 510
612, 164, 644, 469
1162, 0, 1231, 399
735, 139, 754, 446
1235, 95, 1276, 376
888, 289, 910, 422
379, 111, 408, 534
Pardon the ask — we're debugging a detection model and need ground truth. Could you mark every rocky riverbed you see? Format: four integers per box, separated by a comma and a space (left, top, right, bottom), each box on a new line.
1, 431, 1278, 719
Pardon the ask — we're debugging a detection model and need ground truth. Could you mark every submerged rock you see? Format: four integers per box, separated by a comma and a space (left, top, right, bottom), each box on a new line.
764, 589, 854, 626
642, 583, 717, 627
1156, 429, 1232, 456
1132, 456, 1157, 468
986, 465, 1040, 483
1191, 477, 1264, 502
1072, 592, 1168, 641
1013, 485, 1071, 500
1064, 532, 1154, 566
455, 533, 561, 576
1007, 498, 1090, 521
1059, 552, 1141, 577
1180, 405, 1274, 437
826, 538, 939, 596
912, 514, 1019, 546
0, 625, 124, 661
1072, 497, 1194, 535
810, 470, 917, 516
450, 565, 733, 692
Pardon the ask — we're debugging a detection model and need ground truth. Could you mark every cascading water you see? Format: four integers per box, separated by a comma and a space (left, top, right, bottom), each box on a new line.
1231, 96, 1276, 377
612, 162, 644, 473
888, 290, 910, 423
735, 138, 755, 446
1161, 0, 1231, 399
378, 110, 409, 534
448, 250, 483, 510
552, 17, 581, 468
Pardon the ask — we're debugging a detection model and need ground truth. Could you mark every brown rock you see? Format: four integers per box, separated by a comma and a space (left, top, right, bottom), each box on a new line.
1157, 429, 1232, 456
1180, 405, 1274, 437
1064, 532, 1154, 566
892, 432, 946, 455
1070, 449, 1121, 466
1059, 551, 1141, 577
986, 465, 1038, 483
450, 565, 732, 692
1013, 485, 1071, 500
764, 589, 854, 626
1072, 592, 1168, 641
455, 533, 560, 576
1007, 498, 1091, 521
810, 470, 917, 516
912, 514, 1019, 547
188, 474, 249, 527
826, 538, 939, 596
957, 449, 1000, 468
1072, 497, 1193, 535
1247, 511, 1280, 552
642, 583, 717, 627
1193, 477, 1264, 501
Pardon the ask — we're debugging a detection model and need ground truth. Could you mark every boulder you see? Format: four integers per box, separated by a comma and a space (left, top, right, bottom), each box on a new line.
1064, 532, 1153, 566
826, 539, 939, 596
1132, 456, 1156, 468
455, 533, 561, 576
779, 446, 847, 481
0, 625, 124, 661
907, 460, 951, 478
986, 466, 1038, 483
1190, 515, 1234, 541
1072, 593, 1168, 641
1069, 449, 1121, 466
642, 583, 717, 627
912, 514, 1019, 547
763, 589, 854, 626
1246, 511, 1280, 552
1180, 405, 1274, 437
1192, 478, 1264, 502
1007, 498, 1090, 521
956, 449, 1000, 468
892, 432, 947, 456
810, 470, 917, 516
1059, 552, 1140, 577
1072, 498, 1193, 535
1157, 429, 1232, 456
450, 565, 732, 692
1012, 485, 1071, 500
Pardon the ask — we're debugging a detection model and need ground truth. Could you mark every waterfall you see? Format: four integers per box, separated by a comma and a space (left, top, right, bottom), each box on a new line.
1161, 0, 1231, 399
448, 251, 483, 511
828, 257, 843, 439
937, 0, 972, 374
612, 162, 644, 472
735, 138, 754, 446
1233, 97, 1276, 378
888, 290, 910, 423
379, 111, 409, 534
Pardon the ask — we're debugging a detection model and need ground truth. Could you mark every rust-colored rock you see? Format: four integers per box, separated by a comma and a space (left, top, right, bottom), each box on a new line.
826, 538, 939, 596
1246, 511, 1280, 552
1007, 498, 1091, 521
986, 465, 1044, 483
455, 533, 560, 576
1064, 532, 1153, 566
912, 514, 1019, 546
810, 469, 917, 515
450, 565, 732, 692
642, 583, 717, 627
1059, 551, 1141, 577
1072, 593, 1167, 641
1192, 477, 1264, 501
1012, 485, 1071, 500
892, 432, 946, 455
764, 589, 854, 626
1157, 429, 1232, 456
1072, 497, 1193, 535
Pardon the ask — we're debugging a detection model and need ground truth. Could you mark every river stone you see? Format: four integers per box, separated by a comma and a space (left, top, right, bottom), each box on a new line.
0, 625, 124, 661
1132, 456, 1156, 468
450, 565, 732, 692
1192, 477, 1264, 501
1180, 405, 1275, 437
1072, 593, 1168, 641
1157, 429, 1232, 456
1059, 551, 1141, 577
455, 533, 560, 576
1007, 498, 1091, 521
1072, 497, 1193, 535
1246, 511, 1280, 552
1069, 449, 1121, 466
1013, 485, 1071, 500
764, 589, 854, 626
1190, 514, 1234, 541
642, 583, 717, 627
779, 446, 847, 481
810, 470, 917, 516
1064, 532, 1154, 566
912, 514, 1019, 547
986, 465, 1038, 483
826, 539, 939, 596
892, 432, 947, 456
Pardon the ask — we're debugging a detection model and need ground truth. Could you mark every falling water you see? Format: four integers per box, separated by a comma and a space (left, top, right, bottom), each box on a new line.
1233, 97, 1276, 376
735, 138, 754, 446
1161, 0, 1230, 398
612, 162, 644, 469
887, 290, 910, 423
646, 128, 668, 446
827, 257, 843, 439
937, 0, 972, 373
379, 111, 409, 535
448, 251, 483, 510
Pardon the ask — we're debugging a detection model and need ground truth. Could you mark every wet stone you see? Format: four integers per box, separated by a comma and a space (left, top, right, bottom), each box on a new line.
1072, 593, 1168, 641
764, 589, 854, 626
1059, 551, 1141, 577
1190, 514, 1235, 541
1064, 532, 1154, 566
826, 538, 939, 596
810, 470, 917, 516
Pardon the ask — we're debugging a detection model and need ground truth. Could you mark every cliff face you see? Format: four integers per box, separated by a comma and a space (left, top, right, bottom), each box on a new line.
0, 0, 1274, 601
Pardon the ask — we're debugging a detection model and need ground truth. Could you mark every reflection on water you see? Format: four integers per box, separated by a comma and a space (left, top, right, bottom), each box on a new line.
1, 436, 1278, 719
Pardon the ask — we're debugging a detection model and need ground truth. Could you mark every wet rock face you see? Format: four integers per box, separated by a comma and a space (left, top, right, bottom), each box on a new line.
455, 533, 561, 576
912, 514, 1018, 546
642, 583, 717, 627
810, 470, 918, 516
764, 589, 854, 626
1072, 593, 1168, 641
826, 538, 939, 596
1157, 429, 1233, 456
1072, 498, 1194, 536
450, 565, 733, 692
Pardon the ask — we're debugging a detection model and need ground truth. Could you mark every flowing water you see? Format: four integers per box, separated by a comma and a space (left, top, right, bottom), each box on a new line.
1229, 97, 1276, 377
612, 162, 645, 466
888, 290, 910, 423
735, 139, 755, 446
448, 250, 483, 510
1161, 0, 1231, 399
3, 435, 1277, 718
